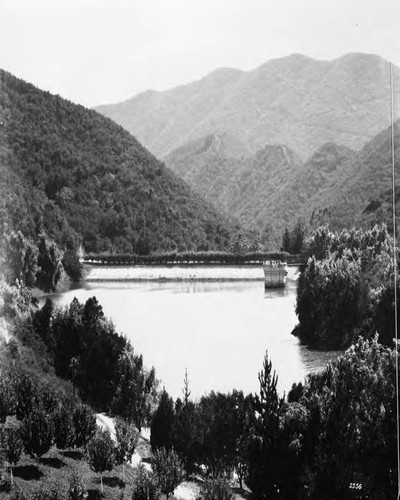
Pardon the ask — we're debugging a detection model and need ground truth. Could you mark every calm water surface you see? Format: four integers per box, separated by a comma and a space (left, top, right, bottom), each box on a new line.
49, 268, 340, 399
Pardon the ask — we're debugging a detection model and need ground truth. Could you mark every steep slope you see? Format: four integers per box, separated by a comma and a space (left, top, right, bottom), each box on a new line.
165, 135, 303, 230
261, 142, 355, 230
96, 53, 400, 159
0, 69, 234, 254
166, 122, 399, 240
311, 119, 400, 229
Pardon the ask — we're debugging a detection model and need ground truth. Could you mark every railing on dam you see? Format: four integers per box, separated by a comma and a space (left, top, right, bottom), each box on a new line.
82, 251, 305, 267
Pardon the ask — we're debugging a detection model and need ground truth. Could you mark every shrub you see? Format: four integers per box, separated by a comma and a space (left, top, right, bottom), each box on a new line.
0, 467, 11, 493
197, 478, 233, 500
67, 470, 86, 500
152, 448, 184, 498
32, 482, 66, 500
131, 464, 161, 500
9, 487, 28, 500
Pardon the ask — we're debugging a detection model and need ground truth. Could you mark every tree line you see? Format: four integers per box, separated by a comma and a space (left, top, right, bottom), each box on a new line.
30, 295, 158, 424
149, 337, 396, 498
0, 68, 236, 257
1, 335, 396, 498
84, 250, 291, 266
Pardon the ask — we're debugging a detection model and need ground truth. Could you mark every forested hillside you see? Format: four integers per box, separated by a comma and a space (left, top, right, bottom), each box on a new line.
165, 135, 303, 235
0, 69, 234, 258
96, 53, 400, 159
311, 119, 400, 229
165, 121, 399, 241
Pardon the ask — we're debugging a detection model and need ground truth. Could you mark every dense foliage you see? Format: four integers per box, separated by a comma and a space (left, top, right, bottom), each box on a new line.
246, 340, 396, 498
131, 465, 161, 500
0, 365, 97, 465
29, 295, 159, 421
1, 283, 158, 430
197, 477, 233, 500
165, 137, 304, 242
294, 225, 395, 348
150, 385, 253, 483
281, 220, 306, 254
147, 338, 396, 499
0, 231, 65, 292
1, 273, 397, 498
0, 69, 234, 258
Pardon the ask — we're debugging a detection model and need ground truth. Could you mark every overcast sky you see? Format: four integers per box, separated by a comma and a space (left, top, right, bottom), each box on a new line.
0, 0, 399, 107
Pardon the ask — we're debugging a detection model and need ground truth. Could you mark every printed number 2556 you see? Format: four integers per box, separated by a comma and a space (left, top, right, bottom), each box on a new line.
349, 483, 362, 490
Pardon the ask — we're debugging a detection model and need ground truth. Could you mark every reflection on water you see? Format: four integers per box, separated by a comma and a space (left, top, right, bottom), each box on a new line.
299, 347, 343, 375
47, 268, 341, 400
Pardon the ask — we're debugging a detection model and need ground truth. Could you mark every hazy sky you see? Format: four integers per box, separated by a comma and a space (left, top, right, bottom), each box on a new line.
0, 0, 399, 107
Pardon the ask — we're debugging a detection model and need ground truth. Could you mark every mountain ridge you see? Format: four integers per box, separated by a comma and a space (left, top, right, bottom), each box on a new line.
165, 118, 399, 240
96, 52, 400, 159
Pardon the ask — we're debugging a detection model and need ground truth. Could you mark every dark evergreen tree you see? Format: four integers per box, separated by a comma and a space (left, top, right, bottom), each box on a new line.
53, 404, 75, 452
112, 347, 156, 431
281, 228, 291, 253
291, 219, 306, 254
12, 371, 37, 421
72, 403, 96, 450
171, 372, 200, 476
21, 405, 53, 459
61, 249, 82, 282
32, 297, 55, 350
150, 390, 175, 452
247, 351, 285, 499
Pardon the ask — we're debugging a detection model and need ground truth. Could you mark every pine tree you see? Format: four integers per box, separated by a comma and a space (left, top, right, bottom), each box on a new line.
247, 351, 285, 498
282, 228, 292, 253
150, 390, 175, 452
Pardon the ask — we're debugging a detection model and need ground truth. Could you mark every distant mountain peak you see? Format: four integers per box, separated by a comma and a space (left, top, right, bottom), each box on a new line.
96, 52, 400, 159
333, 52, 389, 64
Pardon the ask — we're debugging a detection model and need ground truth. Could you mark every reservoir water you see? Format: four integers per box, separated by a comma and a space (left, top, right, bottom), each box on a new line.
49, 266, 340, 400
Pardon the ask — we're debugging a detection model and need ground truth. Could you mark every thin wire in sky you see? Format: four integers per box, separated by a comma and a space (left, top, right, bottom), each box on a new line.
390, 62, 400, 500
